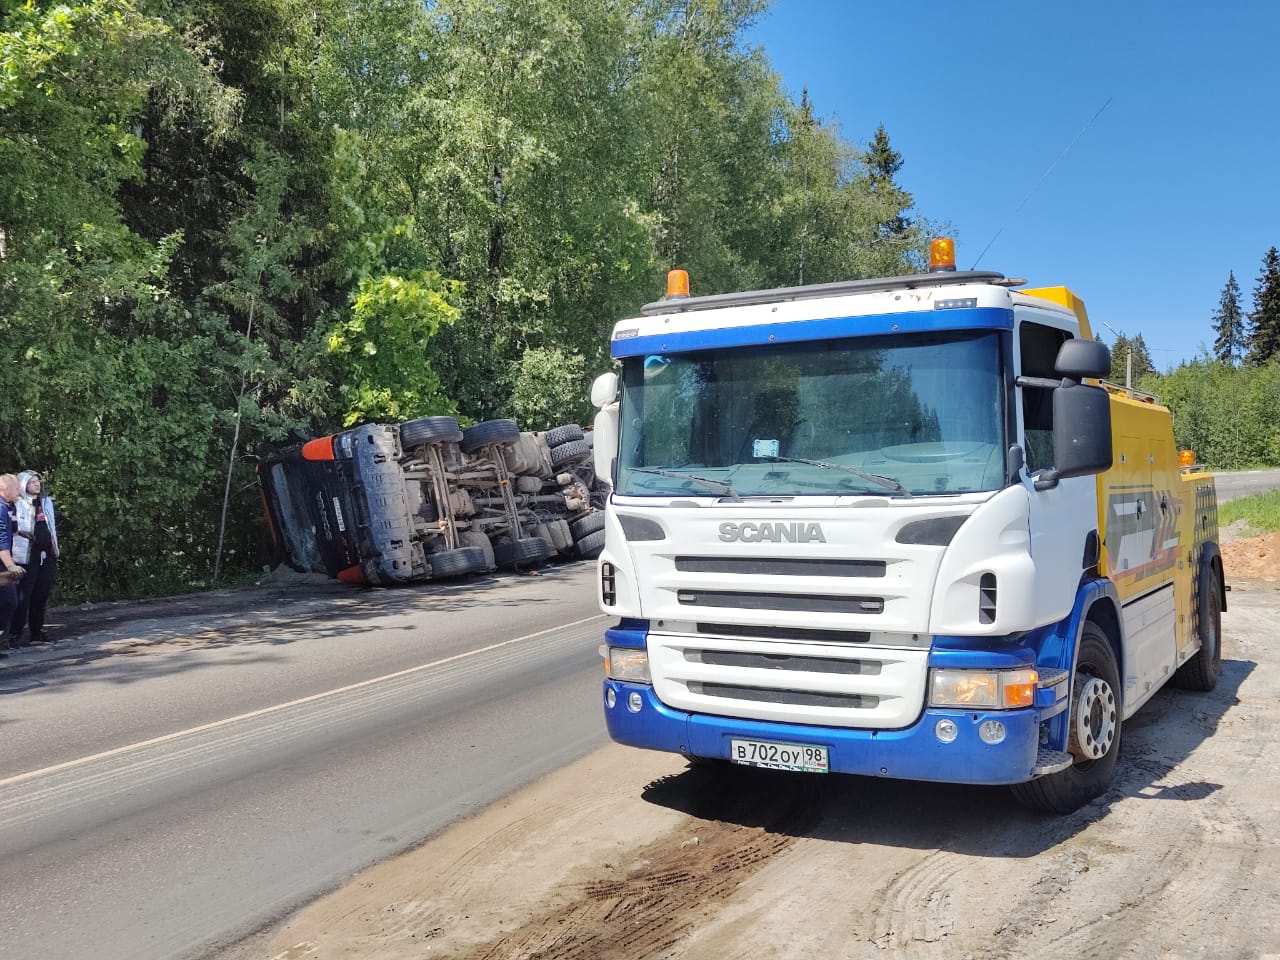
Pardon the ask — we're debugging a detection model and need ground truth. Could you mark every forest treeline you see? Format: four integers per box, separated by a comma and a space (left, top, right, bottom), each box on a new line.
1, 0, 928, 600
3, 1, 1276, 603
1134, 248, 1280, 468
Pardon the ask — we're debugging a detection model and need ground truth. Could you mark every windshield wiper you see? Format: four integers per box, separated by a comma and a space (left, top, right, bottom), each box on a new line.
627, 467, 742, 501
762, 455, 912, 498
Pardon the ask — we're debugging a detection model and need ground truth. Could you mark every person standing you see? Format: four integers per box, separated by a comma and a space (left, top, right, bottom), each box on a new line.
0, 474, 23, 657
10, 470, 59, 646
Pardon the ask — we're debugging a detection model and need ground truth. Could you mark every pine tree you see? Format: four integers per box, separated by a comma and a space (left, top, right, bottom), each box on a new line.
1129, 333, 1155, 380
1109, 332, 1131, 383
1109, 332, 1155, 384
864, 123, 911, 241
1246, 247, 1280, 365
866, 124, 903, 183
1211, 271, 1244, 365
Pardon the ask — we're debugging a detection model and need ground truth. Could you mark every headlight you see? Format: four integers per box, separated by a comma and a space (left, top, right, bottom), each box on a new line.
602, 645, 650, 683
930, 668, 1037, 709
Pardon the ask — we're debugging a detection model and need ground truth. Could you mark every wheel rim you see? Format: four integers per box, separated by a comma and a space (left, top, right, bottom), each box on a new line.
1070, 674, 1117, 762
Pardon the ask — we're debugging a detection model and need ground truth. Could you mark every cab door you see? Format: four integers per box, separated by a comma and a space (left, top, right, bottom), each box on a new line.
1015, 313, 1097, 626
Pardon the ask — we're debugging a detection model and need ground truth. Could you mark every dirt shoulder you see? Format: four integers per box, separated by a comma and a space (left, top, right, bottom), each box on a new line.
223, 571, 1280, 960
1221, 529, 1279, 581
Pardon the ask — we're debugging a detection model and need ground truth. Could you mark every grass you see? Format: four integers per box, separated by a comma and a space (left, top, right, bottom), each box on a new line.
1219, 489, 1280, 535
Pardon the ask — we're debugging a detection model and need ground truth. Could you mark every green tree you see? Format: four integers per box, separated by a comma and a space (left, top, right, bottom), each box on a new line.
1109, 332, 1154, 384
1146, 360, 1280, 468
509, 347, 590, 429
1211, 271, 1245, 365
1246, 247, 1280, 366
864, 123, 912, 247
1, 0, 960, 599
326, 270, 462, 426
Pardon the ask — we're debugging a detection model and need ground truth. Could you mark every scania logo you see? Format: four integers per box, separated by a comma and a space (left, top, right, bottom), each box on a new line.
718, 521, 827, 544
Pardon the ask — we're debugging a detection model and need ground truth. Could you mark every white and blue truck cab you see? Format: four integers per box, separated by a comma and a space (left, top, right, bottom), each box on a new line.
590, 239, 1225, 813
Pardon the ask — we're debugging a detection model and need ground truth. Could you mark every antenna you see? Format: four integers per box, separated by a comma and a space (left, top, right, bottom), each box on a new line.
970, 96, 1113, 269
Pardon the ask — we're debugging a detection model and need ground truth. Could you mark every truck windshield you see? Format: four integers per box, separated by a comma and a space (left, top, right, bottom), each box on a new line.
616, 330, 1006, 498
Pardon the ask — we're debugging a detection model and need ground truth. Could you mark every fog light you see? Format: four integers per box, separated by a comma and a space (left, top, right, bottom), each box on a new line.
627, 691, 643, 712
979, 720, 1007, 744
605, 688, 617, 709
935, 719, 958, 743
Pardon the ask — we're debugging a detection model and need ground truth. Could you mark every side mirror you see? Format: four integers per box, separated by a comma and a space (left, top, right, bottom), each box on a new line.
593, 406, 619, 486
1049, 382, 1112, 480
1055, 339, 1111, 381
590, 371, 619, 409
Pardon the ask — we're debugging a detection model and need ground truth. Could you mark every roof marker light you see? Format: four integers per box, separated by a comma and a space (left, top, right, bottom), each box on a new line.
666, 269, 690, 298
929, 238, 957, 273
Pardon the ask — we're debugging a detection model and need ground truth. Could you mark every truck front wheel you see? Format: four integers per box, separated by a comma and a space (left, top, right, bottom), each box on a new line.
1011, 623, 1122, 814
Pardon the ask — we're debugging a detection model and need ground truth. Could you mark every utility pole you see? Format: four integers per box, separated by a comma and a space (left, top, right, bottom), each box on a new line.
1100, 321, 1131, 389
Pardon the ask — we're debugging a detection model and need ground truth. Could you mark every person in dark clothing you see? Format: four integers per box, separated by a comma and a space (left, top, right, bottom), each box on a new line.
10, 470, 59, 646
0, 474, 24, 658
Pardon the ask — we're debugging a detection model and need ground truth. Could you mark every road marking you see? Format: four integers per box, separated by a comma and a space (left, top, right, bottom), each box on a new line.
0, 614, 607, 789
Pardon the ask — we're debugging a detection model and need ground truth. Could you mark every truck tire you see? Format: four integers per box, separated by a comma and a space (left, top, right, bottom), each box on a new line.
494, 536, 554, 568
427, 546, 488, 579
569, 511, 605, 539
1172, 562, 1223, 691
546, 518, 574, 554
550, 438, 590, 468
1010, 622, 1122, 814
575, 528, 606, 559
401, 416, 463, 448
545, 424, 584, 447
460, 418, 521, 453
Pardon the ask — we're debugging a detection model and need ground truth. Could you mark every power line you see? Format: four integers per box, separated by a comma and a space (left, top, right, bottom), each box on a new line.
971, 96, 1113, 270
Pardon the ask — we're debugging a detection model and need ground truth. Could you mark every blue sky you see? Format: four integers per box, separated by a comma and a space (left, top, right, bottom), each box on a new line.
745, 1, 1279, 370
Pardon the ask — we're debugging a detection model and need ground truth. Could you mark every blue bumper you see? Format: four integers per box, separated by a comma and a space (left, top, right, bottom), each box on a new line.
603, 681, 1041, 785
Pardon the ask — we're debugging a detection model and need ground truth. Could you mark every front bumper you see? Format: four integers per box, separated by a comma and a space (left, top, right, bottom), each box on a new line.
603, 681, 1041, 785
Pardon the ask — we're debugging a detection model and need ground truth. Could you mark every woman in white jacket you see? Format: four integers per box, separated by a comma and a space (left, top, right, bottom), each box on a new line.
9, 470, 59, 645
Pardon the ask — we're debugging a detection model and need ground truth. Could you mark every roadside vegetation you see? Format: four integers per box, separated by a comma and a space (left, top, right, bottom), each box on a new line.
2, 1, 1277, 602
1, 0, 929, 601
1141, 362, 1280, 470
1220, 489, 1280, 536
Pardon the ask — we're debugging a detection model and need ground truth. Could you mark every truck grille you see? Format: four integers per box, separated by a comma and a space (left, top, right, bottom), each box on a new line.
687, 683, 874, 710
675, 556, 886, 577
677, 589, 884, 614
690, 649, 880, 675
695, 622, 871, 644
648, 632, 928, 729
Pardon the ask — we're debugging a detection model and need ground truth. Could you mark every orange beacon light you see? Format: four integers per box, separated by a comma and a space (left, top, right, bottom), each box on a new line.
666, 269, 690, 298
929, 238, 957, 273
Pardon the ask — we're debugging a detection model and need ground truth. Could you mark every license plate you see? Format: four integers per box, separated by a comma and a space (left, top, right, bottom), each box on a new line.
729, 739, 828, 773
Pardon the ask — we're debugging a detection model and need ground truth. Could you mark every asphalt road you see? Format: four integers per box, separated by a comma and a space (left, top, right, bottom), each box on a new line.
1, 468, 1275, 960
0, 565, 607, 960
1213, 467, 1280, 503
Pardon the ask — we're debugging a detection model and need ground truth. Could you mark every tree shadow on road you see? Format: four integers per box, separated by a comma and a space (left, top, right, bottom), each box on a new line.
0, 564, 595, 696
640, 657, 1255, 859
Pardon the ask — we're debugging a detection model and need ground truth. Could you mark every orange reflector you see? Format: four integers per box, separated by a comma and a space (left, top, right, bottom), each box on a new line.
1179, 450, 1196, 467
929, 238, 957, 272
666, 268, 690, 298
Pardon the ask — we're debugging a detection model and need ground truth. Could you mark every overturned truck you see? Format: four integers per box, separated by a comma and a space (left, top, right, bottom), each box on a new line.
259, 416, 607, 586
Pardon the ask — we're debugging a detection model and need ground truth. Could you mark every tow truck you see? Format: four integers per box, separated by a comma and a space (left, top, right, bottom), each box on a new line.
589, 239, 1225, 812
